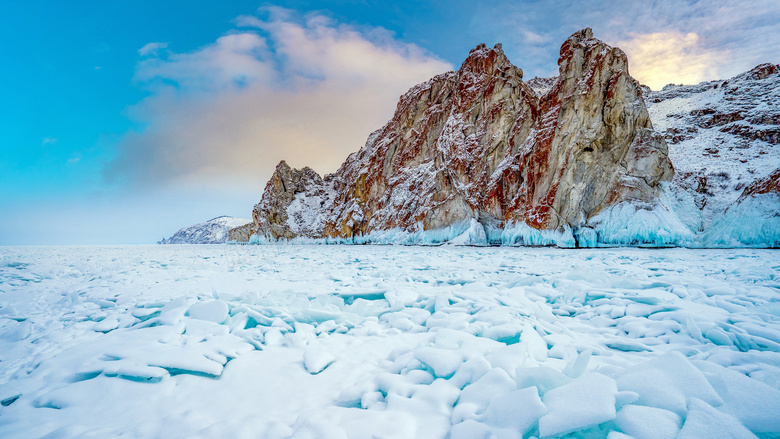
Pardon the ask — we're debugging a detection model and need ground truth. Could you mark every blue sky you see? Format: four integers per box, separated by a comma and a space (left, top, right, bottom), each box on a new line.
2, 0, 778, 245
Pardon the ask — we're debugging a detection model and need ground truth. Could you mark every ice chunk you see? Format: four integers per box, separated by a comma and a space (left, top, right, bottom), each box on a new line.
485, 344, 529, 377
617, 369, 685, 416
515, 367, 571, 394
538, 373, 618, 437
481, 323, 523, 344
614, 391, 639, 409
458, 368, 517, 412
405, 369, 435, 385
481, 386, 547, 435
361, 391, 384, 409
187, 300, 229, 324
93, 318, 119, 333
700, 362, 780, 434
410, 378, 460, 412
520, 323, 548, 362
616, 351, 722, 416
615, 404, 681, 439
677, 399, 757, 439
303, 348, 335, 375
562, 349, 591, 379
450, 357, 493, 389
336, 381, 376, 408
413, 347, 462, 378
102, 363, 169, 382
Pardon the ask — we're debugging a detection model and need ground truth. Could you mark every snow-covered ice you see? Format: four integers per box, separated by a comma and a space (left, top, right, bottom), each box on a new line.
1, 245, 779, 438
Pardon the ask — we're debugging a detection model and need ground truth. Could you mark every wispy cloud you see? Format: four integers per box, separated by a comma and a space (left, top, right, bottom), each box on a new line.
110, 7, 451, 189
42, 137, 58, 146
138, 42, 169, 57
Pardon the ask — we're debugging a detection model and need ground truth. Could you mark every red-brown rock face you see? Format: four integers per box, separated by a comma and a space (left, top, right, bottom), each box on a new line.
249, 29, 673, 244
739, 168, 780, 200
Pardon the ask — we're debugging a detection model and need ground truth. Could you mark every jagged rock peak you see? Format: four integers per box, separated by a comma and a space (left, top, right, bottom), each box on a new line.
460, 42, 521, 80
558, 27, 629, 83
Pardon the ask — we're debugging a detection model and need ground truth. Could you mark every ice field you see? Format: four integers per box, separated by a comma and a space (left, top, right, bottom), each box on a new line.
1, 245, 780, 438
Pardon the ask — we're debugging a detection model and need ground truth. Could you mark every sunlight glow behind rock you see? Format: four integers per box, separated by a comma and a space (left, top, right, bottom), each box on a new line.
619, 31, 722, 90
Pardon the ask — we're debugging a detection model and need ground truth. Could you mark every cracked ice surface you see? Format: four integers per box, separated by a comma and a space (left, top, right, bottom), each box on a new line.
1, 245, 779, 438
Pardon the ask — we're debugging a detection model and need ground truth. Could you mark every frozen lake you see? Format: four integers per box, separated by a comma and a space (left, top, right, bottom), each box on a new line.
1, 245, 779, 438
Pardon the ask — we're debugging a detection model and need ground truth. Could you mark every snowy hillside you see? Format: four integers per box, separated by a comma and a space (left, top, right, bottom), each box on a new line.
1, 245, 779, 438
159, 216, 251, 244
646, 63, 780, 246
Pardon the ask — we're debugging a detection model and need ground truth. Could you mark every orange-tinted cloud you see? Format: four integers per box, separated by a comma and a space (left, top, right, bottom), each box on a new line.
109, 7, 451, 190
618, 31, 723, 90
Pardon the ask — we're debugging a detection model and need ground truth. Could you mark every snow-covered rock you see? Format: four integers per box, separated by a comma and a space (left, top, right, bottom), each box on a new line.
159, 216, 251, 244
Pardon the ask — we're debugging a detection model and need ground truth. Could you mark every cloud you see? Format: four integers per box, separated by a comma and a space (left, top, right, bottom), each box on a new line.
617, 31, 721, 90
472, 0, 780, 87
138, 42, 169, 57
42, 137, 58, 146
110, 7, 451, 190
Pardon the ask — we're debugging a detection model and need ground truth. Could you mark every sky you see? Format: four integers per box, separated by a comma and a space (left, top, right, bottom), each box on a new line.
1, 0, 778, 245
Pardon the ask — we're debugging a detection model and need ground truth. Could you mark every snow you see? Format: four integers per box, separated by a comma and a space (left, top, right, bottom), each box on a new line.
287, 193, 325, 235
160, 216, 251, 244
1, 245, 779, 438
480, 386, 547, 435
303, 348, 336, 374
187, 299, 230, 323
538, 373, 617, 437
677, 399, 758, 439
614, 404, 681, 439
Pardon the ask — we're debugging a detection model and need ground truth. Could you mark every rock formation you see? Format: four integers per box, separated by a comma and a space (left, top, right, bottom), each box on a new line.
244, 28, 675, 246
160, 216, 251, 244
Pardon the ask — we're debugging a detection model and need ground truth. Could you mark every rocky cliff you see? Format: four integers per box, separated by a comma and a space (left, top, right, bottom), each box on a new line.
246, 29, 676, 246
238, 29, 778, 247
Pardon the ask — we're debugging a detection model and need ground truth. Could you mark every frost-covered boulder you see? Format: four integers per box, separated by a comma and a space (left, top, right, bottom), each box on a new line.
159, 216, 251, 244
